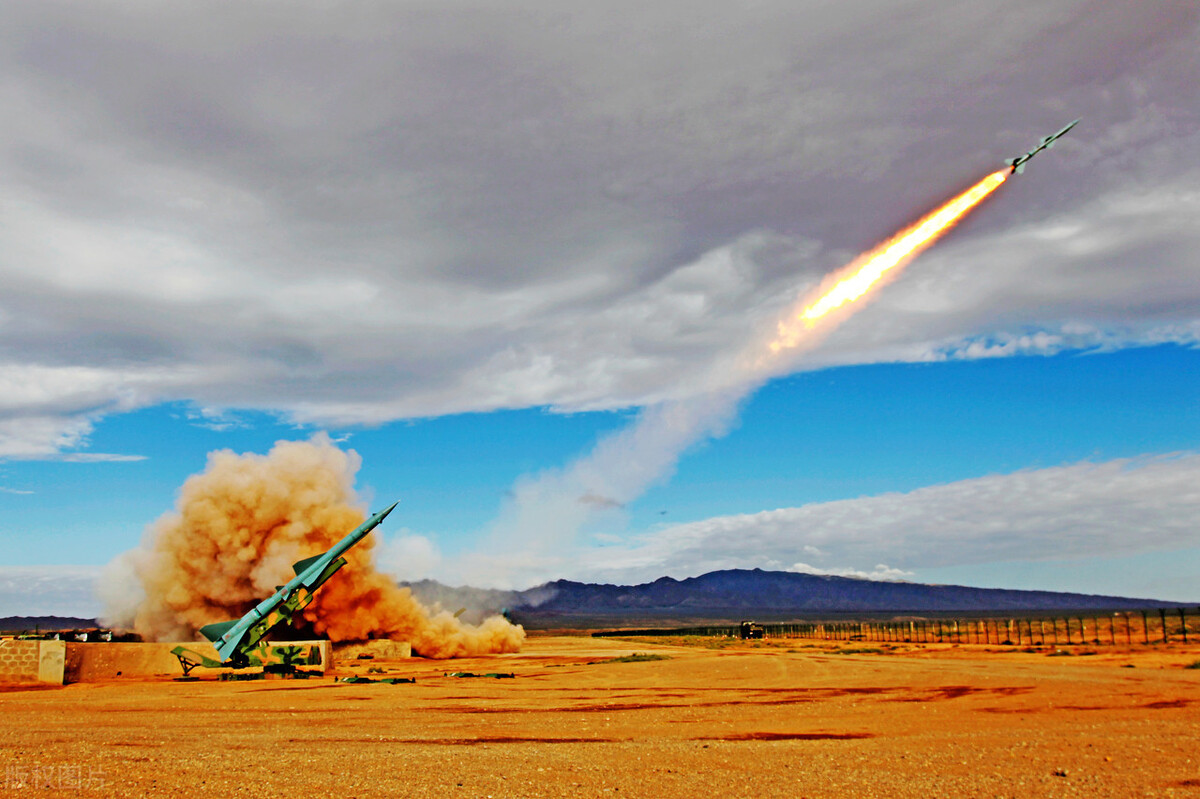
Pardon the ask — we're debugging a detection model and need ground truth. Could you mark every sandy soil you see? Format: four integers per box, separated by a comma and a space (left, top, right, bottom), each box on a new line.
3, 635, 1199, 797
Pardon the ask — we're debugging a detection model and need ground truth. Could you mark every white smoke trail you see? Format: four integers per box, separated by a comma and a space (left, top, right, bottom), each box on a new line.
458, 171, 1008, 588
456, 388, 751, 587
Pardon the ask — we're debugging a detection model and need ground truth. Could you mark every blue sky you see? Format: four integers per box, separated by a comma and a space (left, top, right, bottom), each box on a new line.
2, 1, 1199, 614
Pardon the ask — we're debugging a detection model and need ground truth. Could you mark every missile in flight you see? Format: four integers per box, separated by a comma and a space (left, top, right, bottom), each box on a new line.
1005, 119, 1079, 174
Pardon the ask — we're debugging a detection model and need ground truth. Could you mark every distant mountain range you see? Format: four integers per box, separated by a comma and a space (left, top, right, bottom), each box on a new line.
406, 568, 1193, 628
0, 616, 98, 633
7, 570, 1189, 634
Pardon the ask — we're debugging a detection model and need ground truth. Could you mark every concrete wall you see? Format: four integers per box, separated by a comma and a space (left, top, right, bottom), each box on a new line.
0, 639, 66, 684
63, 640, 332, 682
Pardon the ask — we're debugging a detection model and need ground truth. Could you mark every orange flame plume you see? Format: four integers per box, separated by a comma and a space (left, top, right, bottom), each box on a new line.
769, 169, 1008, 354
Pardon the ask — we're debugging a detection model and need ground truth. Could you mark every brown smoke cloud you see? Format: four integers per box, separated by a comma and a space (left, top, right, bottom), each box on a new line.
101, 434, 524, 657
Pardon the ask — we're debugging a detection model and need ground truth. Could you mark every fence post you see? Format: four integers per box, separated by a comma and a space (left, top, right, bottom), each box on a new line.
1179, 609, 1188, 644
1159, 609, 1169, 644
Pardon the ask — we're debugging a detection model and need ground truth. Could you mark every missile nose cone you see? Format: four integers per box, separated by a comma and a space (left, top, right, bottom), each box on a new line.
379, 501, 399, 521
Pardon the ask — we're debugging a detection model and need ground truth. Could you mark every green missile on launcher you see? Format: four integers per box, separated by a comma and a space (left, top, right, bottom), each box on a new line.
190, 501, 398, 668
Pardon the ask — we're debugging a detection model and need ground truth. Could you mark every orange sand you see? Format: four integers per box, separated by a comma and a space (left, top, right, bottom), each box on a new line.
2, 635, 1199, 797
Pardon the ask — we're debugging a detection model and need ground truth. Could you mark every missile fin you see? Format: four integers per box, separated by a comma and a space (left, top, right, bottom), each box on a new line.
199, 619, 239, 643
300, 556, 347, 590
293, 554, 323, 575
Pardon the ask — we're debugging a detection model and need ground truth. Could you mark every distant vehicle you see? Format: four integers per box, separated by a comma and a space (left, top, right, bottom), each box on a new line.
1005, 119, 1079, 174
739, 621, 764, 640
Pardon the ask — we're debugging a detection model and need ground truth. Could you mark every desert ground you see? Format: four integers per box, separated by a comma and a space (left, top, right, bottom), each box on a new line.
3, 635, 1200, 797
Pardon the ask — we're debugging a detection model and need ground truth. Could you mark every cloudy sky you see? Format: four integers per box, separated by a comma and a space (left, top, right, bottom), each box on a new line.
2, 0, 1198, 614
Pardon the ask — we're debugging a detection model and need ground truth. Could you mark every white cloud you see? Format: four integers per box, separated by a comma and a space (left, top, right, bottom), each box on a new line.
184, 406, 250, 433
561, 453, 1200, 585
0, 566, 102, 617
790, 563, 914, 582
375, 533, 442, 584
0, 2, 1196, 457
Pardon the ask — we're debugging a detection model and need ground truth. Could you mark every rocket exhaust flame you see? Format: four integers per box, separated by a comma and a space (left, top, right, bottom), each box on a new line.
769, 169, 1008, 354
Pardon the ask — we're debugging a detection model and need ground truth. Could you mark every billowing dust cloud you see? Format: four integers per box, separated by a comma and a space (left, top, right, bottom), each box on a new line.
101, 435, 524, 657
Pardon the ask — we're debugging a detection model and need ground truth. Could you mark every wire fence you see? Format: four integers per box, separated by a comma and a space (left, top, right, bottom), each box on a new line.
593, 607, 1199, 647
